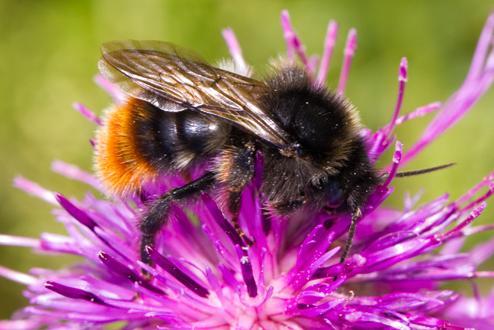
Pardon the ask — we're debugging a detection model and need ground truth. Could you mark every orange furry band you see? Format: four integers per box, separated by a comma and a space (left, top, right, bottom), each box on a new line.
94, 99, 157, 195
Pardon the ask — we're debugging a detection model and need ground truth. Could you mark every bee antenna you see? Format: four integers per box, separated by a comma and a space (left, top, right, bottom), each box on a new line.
395, 162, 456, 178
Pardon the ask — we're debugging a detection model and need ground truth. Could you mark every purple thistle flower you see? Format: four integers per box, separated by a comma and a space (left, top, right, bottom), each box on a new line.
2, 10, 494, 329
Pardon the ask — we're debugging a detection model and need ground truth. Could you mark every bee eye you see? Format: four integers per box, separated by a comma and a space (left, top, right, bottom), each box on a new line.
325, 180, 344, 208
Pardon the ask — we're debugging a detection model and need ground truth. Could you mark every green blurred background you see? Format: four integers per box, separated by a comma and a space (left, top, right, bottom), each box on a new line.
1, 0, 493, 318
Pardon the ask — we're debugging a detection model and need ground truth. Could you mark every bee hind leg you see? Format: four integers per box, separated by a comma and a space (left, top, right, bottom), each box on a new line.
139, 171, 216, 267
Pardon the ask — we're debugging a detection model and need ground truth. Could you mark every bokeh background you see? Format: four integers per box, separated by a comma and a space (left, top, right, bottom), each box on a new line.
1, 0, 494, 318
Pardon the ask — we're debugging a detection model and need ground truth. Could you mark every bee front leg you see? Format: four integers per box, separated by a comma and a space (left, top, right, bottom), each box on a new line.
339, 207, 362, 263
216, 140, 256, 246
139, 171, 216, 266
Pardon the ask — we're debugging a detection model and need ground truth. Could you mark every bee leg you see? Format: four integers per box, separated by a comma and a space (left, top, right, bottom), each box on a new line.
139, 171, 216, 266
218, 140, 256, 246
339, 207, 362, 263
227, 190, 254, 246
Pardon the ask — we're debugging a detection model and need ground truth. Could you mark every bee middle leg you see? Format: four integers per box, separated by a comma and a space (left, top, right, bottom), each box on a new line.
227, 190, 254, 246
217, 140, 256, 245
139, 171, 216, 266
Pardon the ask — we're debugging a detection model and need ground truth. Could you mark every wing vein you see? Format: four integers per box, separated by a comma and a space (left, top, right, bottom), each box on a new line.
100, 40, 293, 147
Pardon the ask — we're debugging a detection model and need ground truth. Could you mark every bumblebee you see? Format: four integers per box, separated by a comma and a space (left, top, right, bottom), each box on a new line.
96, 40, 381, 265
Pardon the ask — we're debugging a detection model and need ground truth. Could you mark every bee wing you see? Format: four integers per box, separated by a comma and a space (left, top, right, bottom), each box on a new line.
100, 40, 292, 147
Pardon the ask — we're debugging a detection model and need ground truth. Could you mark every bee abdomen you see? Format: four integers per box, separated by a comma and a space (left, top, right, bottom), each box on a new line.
95, 98, 229, 194
134, 100, 230, 169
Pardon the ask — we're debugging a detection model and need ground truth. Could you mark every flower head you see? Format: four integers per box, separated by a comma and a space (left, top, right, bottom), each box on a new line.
2, 10, 494, 330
